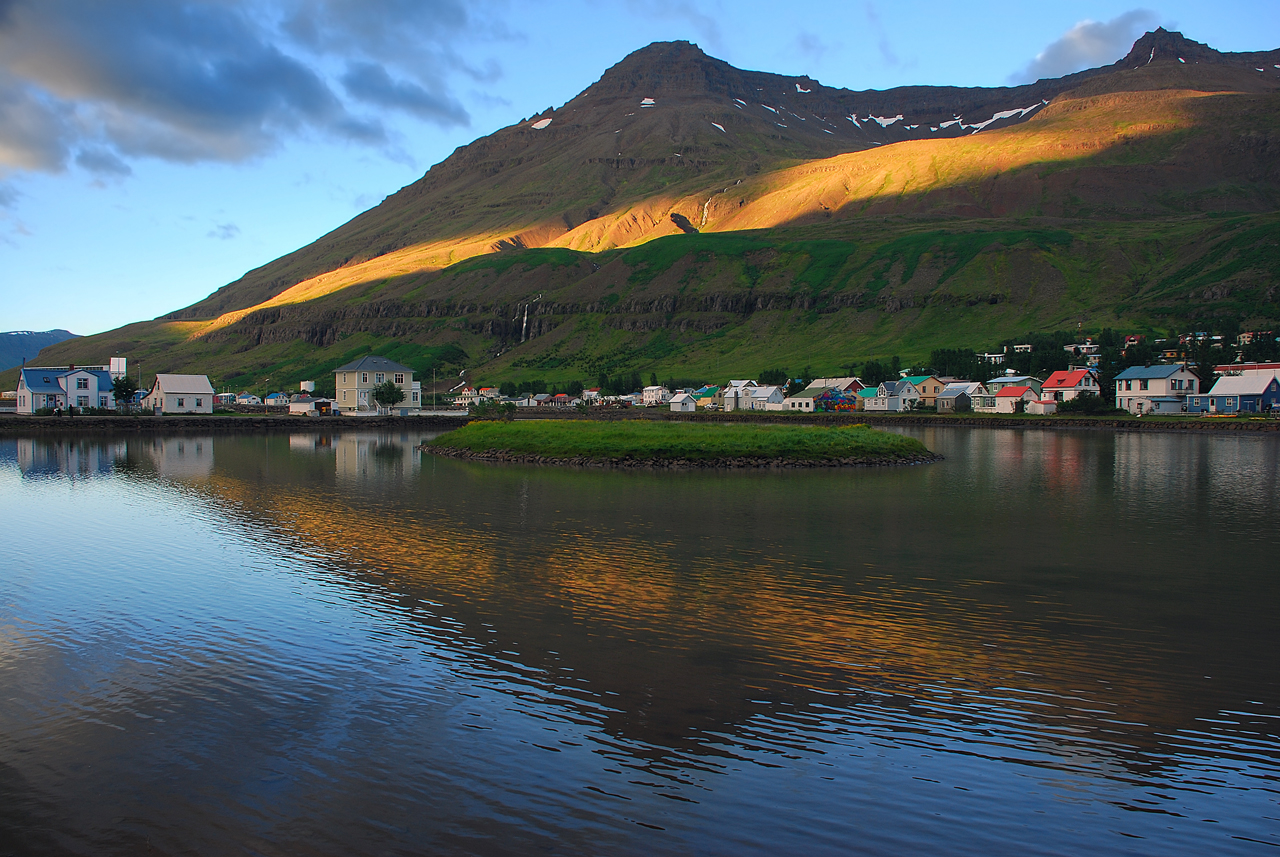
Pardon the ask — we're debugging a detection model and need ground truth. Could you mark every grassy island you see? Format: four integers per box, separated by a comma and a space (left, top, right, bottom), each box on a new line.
426, 420, 937, 467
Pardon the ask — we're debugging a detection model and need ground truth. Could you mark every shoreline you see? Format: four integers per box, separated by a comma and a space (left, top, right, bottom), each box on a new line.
422, 445, 942, 470
2, 410, 1278, 436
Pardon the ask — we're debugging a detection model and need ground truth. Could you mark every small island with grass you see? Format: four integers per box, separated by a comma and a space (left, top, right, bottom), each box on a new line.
424, 420, 939, 468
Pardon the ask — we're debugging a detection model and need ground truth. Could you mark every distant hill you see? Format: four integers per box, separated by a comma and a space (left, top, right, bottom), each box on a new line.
0, 330, 79, 372
14, 28, 1280, 392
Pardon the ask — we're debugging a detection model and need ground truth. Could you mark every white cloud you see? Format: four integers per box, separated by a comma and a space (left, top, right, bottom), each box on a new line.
1013, 10, 1160, 83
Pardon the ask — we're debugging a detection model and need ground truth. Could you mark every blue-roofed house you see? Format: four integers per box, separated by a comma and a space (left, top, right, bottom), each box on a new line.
1113, 364, 1201, 414
16, 366, 117, 414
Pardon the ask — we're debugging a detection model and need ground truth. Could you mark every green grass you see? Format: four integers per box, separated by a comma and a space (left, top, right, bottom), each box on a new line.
429, 420, 932, 462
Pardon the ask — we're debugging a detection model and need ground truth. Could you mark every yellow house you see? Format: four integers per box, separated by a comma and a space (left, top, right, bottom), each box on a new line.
333, 356, 416, 413
902, 375, 945, 407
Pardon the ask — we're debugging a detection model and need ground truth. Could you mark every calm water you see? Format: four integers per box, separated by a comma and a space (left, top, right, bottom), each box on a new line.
1, 427, 1277, 856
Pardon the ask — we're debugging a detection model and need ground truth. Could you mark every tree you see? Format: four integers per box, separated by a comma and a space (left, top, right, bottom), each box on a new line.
758, 368, 789, 387
650, 372, 658, 388
499, 380, 518, 397
372, 380, 405, 411
111, 375, 140, 411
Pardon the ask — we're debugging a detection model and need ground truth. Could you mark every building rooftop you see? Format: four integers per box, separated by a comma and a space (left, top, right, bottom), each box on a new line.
1114, 364, 1195, 380
333, 355, 414, 374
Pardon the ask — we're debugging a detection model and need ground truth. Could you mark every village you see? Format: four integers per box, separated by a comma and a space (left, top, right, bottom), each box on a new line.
6, 342, 1280, 418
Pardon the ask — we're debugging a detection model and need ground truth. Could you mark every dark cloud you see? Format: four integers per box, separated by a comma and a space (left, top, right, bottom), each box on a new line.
208, 222, 239, 240
0, 181, 18, 208
1013, 10, 1160, 83
0, 0, 491, 179
75, 148, 132, 176
342, 62, 469, 126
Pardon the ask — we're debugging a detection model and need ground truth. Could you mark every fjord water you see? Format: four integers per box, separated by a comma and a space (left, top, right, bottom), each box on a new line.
1, 428, 1277, 856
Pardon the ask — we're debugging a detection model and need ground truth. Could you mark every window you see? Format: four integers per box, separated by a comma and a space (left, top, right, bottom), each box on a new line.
395, 373, 404, 385
412, 392, 419, 402
196, 398, 203, 407
1124, 380, 1131, 391
1139, 380, 1148, 391
361, 373, 368, 384
77, 396, 88, 407
76, 377, 89, 389
100, 396, 108, 407
177, 398, 185, 407
343, 390, 348, 401
375, 373, 385, 384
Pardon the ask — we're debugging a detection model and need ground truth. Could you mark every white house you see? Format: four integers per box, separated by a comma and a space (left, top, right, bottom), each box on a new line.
783, 387, 830, 412
265, 392, 290, 407
236, 391, 262, 405
16, 366, 116, 414
669, 392, 696, 412
144, 374, 215, 414
744, 385, 786, 410
1113, 364, 1201, 414
1042, 369, 1099, 402
993, 385, 1038, 413
864, 379, 921, 412
642, 385, 671, 406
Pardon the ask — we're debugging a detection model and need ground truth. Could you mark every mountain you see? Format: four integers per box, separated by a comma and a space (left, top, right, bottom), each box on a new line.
13, 30, 1280, 392
0, 329, 79, 372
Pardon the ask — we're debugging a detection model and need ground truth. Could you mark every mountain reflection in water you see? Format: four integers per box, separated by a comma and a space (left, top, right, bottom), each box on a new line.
0, 428, 1277, 856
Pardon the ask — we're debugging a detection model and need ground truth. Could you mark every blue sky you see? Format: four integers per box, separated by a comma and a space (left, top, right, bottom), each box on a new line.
1, 0, 1276, 336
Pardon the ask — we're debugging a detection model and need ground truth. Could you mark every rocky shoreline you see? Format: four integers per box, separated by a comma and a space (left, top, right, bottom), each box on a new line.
421, 445, 943, 469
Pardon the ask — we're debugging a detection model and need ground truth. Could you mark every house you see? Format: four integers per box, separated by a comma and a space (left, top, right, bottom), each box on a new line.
1041, 369, 1099, 402
333, 356, 415, 413
715, 380, 758, 409
669, 392, 696, 412
854, 387, 878, 410
783, 387, 830, 412
902, 375, 945, 407
986, 374, 1042, 395
143, 374, 215, 414
289, 396, 333, 416
642, 385, 670, 406
864, 380, 921, 412
236, 391, 262, 405
936, 382, 985, 413
1113, 364, 1202, 414
533, 393, 554, 406
16, 368, 69, 413
15, 366, 118, 414
994, 385, 1038, 413
265, 392, 290, 407
1188, 373, 1280, 414
214, 392, 236, 406
583, 388, 602, 402
693, 385, 720, 408
744, 385, 786, 411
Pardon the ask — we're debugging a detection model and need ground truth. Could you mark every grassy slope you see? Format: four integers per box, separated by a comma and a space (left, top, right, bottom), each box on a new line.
430, 420, 930, 461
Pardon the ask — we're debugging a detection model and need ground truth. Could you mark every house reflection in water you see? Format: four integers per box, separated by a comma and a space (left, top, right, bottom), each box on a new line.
143, 436, 215, 479
4, 435, 215, 480
334, 433, 419, 482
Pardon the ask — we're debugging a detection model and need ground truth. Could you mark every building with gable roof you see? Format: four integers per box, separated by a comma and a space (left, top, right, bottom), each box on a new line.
16, 366, 118, 414
1113, 364, 1201, 414
143, 375, 215, 413
1187, 373, 1280, 414
1042, 369, 1099, 402
333, 355, 416, 412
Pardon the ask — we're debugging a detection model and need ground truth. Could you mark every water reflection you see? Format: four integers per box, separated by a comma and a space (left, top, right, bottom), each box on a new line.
1, 427, 1278, 855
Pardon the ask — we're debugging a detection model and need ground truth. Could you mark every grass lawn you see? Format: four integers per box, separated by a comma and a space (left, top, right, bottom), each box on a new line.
430, 420, 934, 462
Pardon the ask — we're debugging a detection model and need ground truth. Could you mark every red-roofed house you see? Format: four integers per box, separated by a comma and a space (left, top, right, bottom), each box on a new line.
994, 385, 1038, 413
1042, 369, 1099, 402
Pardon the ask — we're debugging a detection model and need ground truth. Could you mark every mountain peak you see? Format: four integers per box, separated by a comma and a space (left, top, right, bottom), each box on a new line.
573, 40, 746, 102
1120, 28, 1220, 66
